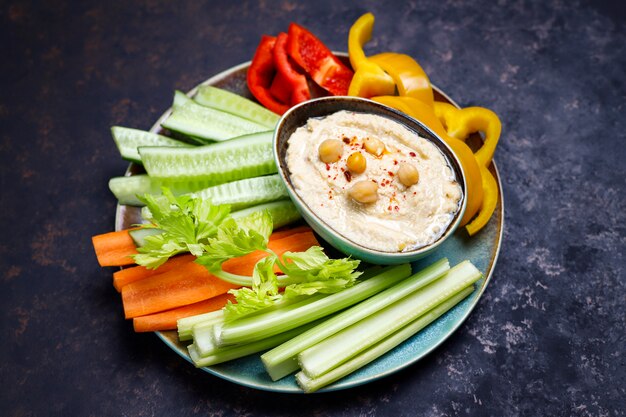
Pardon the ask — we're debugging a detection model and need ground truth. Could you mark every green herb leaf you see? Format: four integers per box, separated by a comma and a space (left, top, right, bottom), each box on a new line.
224, 256, 281, 321
132, 188, 230, 269
196, 210, 273, 272
278, 247, 362, 297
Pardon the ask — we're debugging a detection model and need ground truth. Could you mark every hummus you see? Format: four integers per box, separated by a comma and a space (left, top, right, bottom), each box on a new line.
286, 110, 463, 252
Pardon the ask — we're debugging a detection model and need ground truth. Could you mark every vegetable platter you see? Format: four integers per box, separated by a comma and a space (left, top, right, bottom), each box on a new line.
94, 14, 504, 393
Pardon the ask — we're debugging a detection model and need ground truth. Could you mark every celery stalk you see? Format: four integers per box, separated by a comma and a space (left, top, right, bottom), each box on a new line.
193, 321, 221, 356
298, 261, 482, 379
261, 258, 451, 381
214, 264, 412, 346
177, 310, 224, 341
296, 286, 475, 392
187, 321, 319, 368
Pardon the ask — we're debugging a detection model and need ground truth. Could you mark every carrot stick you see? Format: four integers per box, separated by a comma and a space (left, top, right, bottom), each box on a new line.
222, 230, 319, 276
132, 293, 234, 332
92, 229, 139, 267
112, 254, 195, 292
121, 262, 239, 319
113, 226, 315, 291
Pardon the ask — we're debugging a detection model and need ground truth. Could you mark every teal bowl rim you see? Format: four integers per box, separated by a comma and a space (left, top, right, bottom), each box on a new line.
272, 96, 468, 264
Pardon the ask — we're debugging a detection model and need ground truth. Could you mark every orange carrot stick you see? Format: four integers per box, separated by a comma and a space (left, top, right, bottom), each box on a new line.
92, 229, 139, 267
112, 254, 196, 292
132, 293, 234, 332
121, 262, 239, 319
222, 230, 319, 276
114, 226, 315, 291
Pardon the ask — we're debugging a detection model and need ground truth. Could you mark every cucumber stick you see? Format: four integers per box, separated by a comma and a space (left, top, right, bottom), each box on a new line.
193, 85, 279, 129
231, 200, 301, 230
109, 175, 213, 206
108, 175, 212, 206
191, 175, 288, 211
110, 172, 288, 209
163, 91, 268, 142
128, 228, 162, 247
139, 131, 276, 184
111, 126, 192, 163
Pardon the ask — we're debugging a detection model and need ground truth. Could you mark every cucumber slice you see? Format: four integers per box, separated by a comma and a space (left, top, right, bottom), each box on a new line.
162, 91, 268, 142
139, 131, 276, 184
129, 228, 162, 247
231, 200, 302, 229
108, 175, 212, 206
111, 126, 192, 163
172, 90, 192, 110
191, 174, 289, 211
194, 86, 280, 129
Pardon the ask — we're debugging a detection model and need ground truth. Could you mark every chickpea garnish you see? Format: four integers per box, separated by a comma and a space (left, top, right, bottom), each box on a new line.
346, 152, 366, 174
348, 180, 379, 203
363, 137, 385, 157
397, 162, 419, 187
318, 139, 344, 163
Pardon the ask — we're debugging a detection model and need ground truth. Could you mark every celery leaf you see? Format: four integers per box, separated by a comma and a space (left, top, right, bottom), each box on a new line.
224, 256, 281, 321
132, 188, 230, 269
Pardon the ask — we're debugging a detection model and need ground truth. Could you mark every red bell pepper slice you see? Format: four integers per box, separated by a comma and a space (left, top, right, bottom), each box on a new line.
247, 35, 290, 115
286, 23, 354, 96
270, 32, 311, 106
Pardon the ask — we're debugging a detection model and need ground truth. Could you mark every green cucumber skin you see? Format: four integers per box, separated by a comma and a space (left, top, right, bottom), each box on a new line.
162, 91, 269, 142
193, 85, 279, 129
172, 90, 192, 110
108, 175, 213, 206
191, 174, 288, 211
111, 126, 192, 163
139, 131, 276, 184
231, 200, 301, 229
128, 228, 162, 247
110, 173, 288, 209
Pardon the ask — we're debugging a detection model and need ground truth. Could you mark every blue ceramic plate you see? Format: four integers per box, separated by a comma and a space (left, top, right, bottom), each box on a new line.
115, 61, 503, 393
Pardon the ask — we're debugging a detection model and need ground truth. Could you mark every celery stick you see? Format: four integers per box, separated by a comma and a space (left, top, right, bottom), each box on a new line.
193, 297, 328, 357
261, 258, 451, 381
188, 321, 319, 368
193, 321, 221, 356
193, 85, 280, 129
213, 264, 412, 346
298, 261, 481, 379
177, 310, 224, 341
296, 286, 475, 393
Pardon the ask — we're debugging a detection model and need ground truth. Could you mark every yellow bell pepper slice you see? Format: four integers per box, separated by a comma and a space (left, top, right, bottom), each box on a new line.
372, 96, 484, 227
347, 13, 395, 98
433, 102, 502, 235
466, 166, 498, 236
433, 103, 501, 167
369, 52, 434, 107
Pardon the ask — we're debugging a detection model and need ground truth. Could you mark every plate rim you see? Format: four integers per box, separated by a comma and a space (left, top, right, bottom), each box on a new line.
115, 60, 504, 393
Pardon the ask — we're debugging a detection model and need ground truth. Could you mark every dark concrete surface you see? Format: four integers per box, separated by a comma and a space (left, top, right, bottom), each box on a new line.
1, 1, 624, 416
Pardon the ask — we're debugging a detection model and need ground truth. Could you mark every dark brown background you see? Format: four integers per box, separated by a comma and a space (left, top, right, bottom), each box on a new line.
1, 1, 624, 416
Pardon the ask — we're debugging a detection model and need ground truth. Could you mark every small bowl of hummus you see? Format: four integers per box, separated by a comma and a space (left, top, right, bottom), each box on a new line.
273, 97, 467, 265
